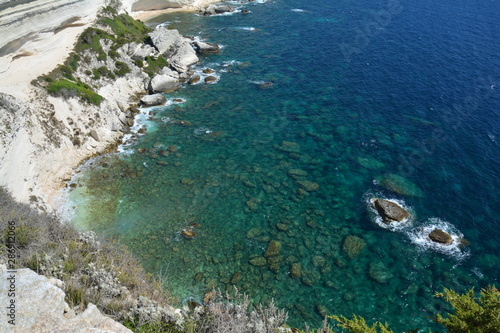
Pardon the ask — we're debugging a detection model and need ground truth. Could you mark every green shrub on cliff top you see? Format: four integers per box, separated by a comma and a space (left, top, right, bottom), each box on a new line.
434, 285, 500, 333
47, 79, 103, 105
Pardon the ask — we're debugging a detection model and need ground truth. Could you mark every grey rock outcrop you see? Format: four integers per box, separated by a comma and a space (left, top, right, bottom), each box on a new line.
148, 27, 198, 72
149, 67, 180, 93
0, 267, 131, 333
193, 40, 220, 54
202, 4, 235, 16
373, 198, 410, 222
140, 93, 166, 106
118, 42, 156, 60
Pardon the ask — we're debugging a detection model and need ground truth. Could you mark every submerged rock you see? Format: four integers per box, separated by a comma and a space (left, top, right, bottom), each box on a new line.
342, 235, 366, 259
296, 180, 319, 192
249, 256, 267, 266
230, 272, 242, 284
378, 174, 424, 197
264, 240, 282, 257
428, 229, 453, 245
368, 262, 393, 284
373, 198, 410, 222
287, 168, 308, 179
290, 263, 301, 278
276, 140, 300, 153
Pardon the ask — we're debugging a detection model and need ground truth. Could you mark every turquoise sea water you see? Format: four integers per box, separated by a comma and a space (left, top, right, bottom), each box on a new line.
65, 0, 500, 330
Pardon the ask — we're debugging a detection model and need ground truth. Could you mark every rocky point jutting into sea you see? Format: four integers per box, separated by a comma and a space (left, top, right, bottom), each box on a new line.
0, 0, 223, 210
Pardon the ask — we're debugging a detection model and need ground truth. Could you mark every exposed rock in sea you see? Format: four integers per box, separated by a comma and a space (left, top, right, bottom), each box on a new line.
373, 198, 410, 222
202, 4, 235, 16
148, 67, 181, 93
258, 81, 273, 89
377, 173, 424, 197
204, 76, 218, 83
193, 41, 220, 54
148, 27, 198, 72
188, 74, 201, 84
428, 229, 453, 245
0, 267, 131, 333
342, 235, 366, 259
140, 94, 166, 106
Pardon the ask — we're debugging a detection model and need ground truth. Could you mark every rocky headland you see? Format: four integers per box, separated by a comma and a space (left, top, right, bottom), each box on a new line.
0, 0, 222, 211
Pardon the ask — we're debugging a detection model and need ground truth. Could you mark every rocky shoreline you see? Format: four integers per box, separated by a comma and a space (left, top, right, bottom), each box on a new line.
0, 0, 227, 212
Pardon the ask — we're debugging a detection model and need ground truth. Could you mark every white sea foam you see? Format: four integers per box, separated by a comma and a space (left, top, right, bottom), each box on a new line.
365, 194, 414, 231
291, 9, 305, 12
405, 218, 470, 259
194, 126, 212, 135
189, 65, 221, 85
234, 26, 256, 31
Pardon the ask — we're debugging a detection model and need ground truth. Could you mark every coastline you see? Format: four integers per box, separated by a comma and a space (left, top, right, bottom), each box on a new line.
0, 0, 221, 211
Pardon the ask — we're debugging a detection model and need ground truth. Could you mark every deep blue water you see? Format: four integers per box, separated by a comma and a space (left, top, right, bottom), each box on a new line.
66, 0, 500, 331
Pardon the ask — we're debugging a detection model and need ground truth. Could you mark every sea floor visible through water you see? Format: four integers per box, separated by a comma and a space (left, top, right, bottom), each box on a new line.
61, 0, 500, 331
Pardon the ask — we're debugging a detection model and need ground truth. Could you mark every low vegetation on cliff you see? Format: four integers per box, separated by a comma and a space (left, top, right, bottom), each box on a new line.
32, 5, 167, 106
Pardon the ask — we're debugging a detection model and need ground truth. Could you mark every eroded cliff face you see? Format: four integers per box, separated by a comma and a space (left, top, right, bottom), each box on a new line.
0, 0, 103, 54
0, 1, 215, 208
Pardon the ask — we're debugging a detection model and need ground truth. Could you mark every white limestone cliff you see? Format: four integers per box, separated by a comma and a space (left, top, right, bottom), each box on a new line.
0, 266, 132, 332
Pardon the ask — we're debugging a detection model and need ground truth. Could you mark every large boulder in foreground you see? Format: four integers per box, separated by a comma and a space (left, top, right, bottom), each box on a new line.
373, 198, 410, 222
149, 67, 180, 93
140, 93, 166, 106
0, 267, 131, 333
148, 27, 198, 72
428, 229, 453, 245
